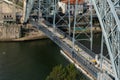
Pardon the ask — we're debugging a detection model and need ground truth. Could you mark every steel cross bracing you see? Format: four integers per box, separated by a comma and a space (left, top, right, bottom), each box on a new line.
36, 0, 94, 50
42, 0, 93, 50
72, 0, 93, 50
92, 0, 120, 80
39, 0, 55, 18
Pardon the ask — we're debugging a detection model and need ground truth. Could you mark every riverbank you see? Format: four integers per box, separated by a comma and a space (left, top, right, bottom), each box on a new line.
0, 24, 47, 42
0, 31, 47, 42
12, 30, 47, 41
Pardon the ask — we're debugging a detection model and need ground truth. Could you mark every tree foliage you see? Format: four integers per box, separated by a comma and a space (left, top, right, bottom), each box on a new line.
46, 64, 66, 80
46, 64, 89, 80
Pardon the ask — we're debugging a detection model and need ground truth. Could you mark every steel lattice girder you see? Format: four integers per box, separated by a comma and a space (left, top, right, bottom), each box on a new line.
92, 0, 120, 80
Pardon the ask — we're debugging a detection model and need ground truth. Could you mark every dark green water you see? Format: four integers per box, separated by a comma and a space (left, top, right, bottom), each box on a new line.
0, 39, 69, 80
0, 33, 104, 80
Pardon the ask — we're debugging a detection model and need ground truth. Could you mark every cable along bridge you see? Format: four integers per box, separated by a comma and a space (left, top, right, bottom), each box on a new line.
23, 0, 120, 80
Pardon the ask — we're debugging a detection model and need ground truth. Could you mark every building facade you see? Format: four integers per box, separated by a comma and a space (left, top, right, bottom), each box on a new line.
0, 0, 22, 24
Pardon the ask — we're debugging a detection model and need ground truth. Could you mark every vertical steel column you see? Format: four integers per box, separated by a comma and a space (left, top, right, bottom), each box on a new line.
68, 0, 71, 36
53, 0, 56, 30
118, 32, 120, 79
90, 0, 93, 50
100, 34, 103, 70
73, 0, 78, 48
99, 33, 104, 80
117, 32, 120, 80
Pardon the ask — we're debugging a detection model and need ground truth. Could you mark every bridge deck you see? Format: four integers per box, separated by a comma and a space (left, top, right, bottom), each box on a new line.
32, 21, 100, 80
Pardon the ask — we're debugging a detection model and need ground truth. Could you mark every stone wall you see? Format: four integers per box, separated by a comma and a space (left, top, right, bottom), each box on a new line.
0, 25, 21, 40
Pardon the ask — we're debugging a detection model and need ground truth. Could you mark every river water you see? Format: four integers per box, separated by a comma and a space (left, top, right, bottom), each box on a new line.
0, 39, 69, 80
0, 33, 103, 80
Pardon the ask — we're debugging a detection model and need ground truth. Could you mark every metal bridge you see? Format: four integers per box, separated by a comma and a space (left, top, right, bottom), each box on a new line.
22, 0, 120, 80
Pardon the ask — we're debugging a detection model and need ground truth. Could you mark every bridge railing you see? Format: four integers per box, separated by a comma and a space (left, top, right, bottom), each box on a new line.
75, 41, 96, 58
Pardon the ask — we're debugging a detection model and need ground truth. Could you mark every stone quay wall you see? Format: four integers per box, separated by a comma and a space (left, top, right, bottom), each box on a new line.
0, 25, 21, 40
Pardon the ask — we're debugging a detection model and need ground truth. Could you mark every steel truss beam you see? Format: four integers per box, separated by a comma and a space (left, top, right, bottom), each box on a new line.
53, 0, 71, 34
92, 0, 120, 80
